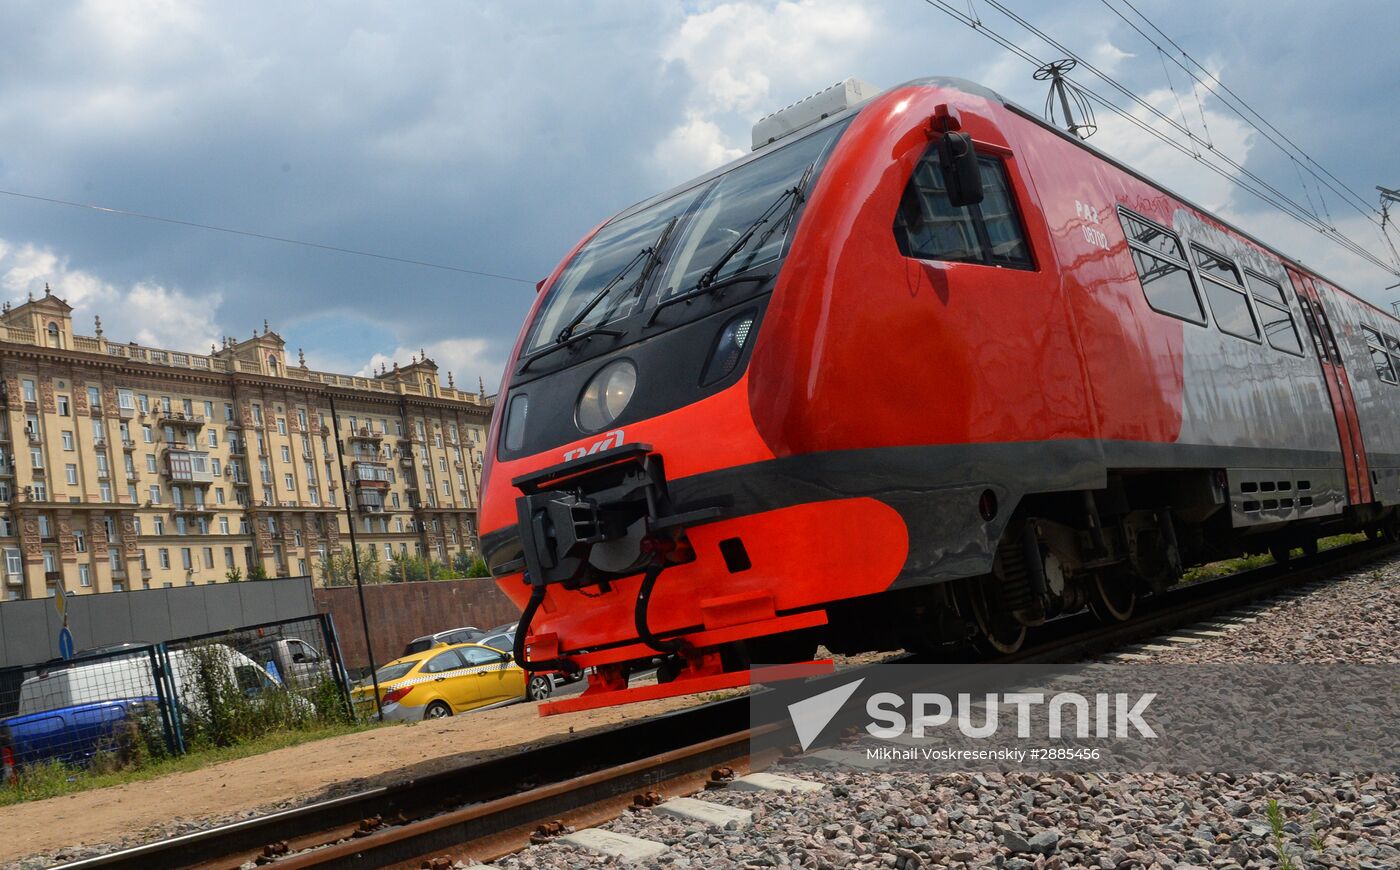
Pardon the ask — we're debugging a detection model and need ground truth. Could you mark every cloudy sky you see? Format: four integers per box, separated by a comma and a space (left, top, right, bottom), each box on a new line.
1, 0, 1396, 390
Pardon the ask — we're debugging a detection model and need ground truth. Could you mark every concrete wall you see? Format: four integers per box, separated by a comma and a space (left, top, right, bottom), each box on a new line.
314, 578, 520, 672
0, 577, 316, 668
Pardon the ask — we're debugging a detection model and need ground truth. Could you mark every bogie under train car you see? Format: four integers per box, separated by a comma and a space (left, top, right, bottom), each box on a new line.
480, 77, 1400, 713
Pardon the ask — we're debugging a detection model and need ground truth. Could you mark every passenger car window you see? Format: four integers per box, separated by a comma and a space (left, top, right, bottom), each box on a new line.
461, 647, 505, 667
894, 154, 1032, 268
1192, 246, 1259, 341
1361, 326, 1396, 384
423, 649, 465, 674
1118, 209, 1204, 324
480, 633, 511, 651
1244, 271, 1303, 355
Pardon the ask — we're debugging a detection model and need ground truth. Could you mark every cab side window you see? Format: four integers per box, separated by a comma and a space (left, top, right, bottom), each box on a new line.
894, 153, 1033, 268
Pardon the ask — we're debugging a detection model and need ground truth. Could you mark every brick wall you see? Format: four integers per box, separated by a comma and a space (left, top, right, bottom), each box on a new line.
313, 578, 520, 672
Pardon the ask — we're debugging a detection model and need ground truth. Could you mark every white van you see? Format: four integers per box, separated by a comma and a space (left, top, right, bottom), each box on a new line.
18, 644, 288, 716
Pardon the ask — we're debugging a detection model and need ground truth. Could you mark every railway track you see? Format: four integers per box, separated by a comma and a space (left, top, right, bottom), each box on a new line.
62, 537, 1397, 870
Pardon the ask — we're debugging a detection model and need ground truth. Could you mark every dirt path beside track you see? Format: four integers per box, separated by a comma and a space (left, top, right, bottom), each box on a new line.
2, 692, 712, 866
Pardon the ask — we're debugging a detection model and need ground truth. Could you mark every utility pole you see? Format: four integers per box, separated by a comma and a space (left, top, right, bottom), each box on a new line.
1378, 187, 1400, 299
1035, 58, 1097, 140
328, 391, 382, 720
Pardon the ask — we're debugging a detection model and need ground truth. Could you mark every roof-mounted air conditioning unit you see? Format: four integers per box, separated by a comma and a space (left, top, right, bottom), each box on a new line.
751, 77, 878, 151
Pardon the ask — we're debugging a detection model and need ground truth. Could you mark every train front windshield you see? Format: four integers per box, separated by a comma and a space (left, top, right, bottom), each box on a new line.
524, 118, 850, 355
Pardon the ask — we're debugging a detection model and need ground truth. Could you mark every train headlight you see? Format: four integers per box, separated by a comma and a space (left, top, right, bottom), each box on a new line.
701, 311, 756, 386
577, 359, 637, 433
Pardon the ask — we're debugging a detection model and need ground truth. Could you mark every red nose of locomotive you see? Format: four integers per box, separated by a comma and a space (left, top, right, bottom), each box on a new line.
478, 91, 875, 713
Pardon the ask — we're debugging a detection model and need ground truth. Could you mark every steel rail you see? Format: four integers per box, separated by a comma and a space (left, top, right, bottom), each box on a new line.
60, 538, 1396, 870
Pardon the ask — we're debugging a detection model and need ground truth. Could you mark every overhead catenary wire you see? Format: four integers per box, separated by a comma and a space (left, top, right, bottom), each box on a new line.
0, 187, 536, 285
916, 0, 1399, 277
1098, 0, 1383, 225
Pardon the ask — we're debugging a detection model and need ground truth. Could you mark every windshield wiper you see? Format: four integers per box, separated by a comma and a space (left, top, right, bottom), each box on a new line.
692, 161, 816, 293
556, 217, 678, 345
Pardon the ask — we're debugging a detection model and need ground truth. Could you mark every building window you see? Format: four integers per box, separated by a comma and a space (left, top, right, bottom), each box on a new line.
149, 485, 161, 504
87, 386, 100, 409
159, 548, 171, 568
5, 548, 22, 578
100, 483, 112, 501
277, 418, 287, 435
22, 379, 36, 403
182, 548, 193, 570
251, 404, 263, 424
203, 547, 214, 569
79, 564, 91, 587
224, 403, 234, 421
208, 430, 218, 448
215, 488, 226, 505
57, 396, 70, 416
284, 473, 295, 491
224, 547, 235, 568
65, 464, 78, 485
142, 425, 153, 443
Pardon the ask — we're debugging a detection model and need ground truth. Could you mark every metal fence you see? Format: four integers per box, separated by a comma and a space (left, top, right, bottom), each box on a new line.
0, 614, 350, 783
0, 644, 180, 778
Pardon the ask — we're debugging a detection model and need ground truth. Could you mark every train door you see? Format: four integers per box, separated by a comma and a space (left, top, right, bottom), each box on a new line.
1289, 268, 1372, 504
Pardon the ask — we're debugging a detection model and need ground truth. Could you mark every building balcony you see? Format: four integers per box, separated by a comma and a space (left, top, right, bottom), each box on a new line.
157, 411, 205, 428
231, 477, 251, 487
351, 461, 391, 487
121, 438, 136, 450
227, 441, 247, 456
26, 430, 41, 444
355, 498, 387, 513
349, 427, 383, 443
162, 448, 216, 484
170, 504, 214, 515
96, 468, 110, 480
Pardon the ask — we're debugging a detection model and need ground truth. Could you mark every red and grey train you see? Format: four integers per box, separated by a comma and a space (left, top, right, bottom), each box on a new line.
480, 77, 1400, 713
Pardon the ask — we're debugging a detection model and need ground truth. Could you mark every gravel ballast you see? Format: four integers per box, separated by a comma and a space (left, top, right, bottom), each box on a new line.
492, 561, 1400, 870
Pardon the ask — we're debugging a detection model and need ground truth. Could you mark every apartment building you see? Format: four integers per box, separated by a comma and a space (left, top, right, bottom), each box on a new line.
0, 287, 494, 599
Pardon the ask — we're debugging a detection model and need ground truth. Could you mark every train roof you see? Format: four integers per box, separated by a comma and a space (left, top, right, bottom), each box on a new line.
616, 76, 1396, 325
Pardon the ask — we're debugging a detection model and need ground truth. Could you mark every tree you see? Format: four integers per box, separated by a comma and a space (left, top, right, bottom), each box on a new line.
225, 566, 243, 582
248, 564, 269, 581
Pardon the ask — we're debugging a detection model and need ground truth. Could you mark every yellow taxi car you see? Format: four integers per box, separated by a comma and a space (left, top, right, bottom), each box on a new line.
351, 642, 549, 721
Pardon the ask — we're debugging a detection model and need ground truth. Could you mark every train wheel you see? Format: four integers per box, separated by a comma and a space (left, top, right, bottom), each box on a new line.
1088, 572, 1136, 623
1269, 544, 1292, 565
969, 585, 1026, 655
1300, 538, 1319, 557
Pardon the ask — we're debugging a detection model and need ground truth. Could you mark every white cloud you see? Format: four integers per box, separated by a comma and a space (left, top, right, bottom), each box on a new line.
357, 336, 499, 392
0, 237, 224, 350
654, 0, 879, 178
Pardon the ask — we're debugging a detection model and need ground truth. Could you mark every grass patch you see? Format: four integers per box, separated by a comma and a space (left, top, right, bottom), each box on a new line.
1180, 532, 1367, 586
0, 720, 382, 807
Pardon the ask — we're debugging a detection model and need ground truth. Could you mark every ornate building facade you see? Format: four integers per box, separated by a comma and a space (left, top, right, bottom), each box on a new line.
0, 287, 494, 599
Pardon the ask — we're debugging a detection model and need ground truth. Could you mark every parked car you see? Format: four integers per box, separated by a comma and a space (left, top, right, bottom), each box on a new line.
1, 697, 160, 777
351, 642, 547, 722
243, 636, 340, 690
478, 628, 582, 690
0, 644, 293, 778
400, 626, 484, 658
